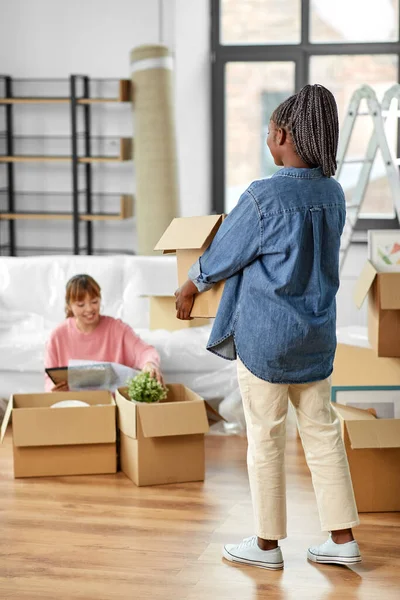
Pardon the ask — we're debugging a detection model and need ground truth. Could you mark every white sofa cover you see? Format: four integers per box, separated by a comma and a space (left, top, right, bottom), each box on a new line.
0, 255, 237, 401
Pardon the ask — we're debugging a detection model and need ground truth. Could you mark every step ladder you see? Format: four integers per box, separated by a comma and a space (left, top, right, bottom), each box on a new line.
336, 84, 400, 272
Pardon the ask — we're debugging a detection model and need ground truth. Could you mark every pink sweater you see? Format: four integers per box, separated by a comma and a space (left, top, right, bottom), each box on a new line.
44, 316, 160, 391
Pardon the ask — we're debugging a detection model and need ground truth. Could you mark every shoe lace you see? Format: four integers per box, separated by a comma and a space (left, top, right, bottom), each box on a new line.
238, 536, 257, 550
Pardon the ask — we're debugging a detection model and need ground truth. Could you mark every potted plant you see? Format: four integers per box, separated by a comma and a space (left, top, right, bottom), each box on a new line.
126, 371, 167, 404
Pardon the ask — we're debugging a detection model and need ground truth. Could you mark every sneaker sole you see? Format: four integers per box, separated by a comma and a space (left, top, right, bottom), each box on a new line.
307, 549, 362, 565
223, 547, 284, 570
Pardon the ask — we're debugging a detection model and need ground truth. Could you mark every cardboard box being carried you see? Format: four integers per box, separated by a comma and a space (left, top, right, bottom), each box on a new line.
334, 402, 400, 512
354, 261, 400, 357
154, 215, 225, 318
149, 296, 210, 331
115, 384, 209, 486
0, 391, 117, 478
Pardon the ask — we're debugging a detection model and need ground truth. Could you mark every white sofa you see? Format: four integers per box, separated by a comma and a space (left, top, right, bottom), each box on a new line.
0, 255, 237, 403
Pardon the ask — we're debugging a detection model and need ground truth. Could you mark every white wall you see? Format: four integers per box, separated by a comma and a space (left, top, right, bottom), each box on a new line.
175, 0, 211, 217
0, 0, 211, 254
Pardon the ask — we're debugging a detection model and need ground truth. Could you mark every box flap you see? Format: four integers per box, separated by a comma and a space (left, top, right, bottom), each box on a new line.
12, 390, 113, 408
0, 395, 13, 443
379, 274, 400, 309
10, 392, 115, 447
353, 261, 377, 309
204, 401, 227, 423
333, 402, 377, 422
154, 215, 223, 253
138, 400, 209, 438
115, 388, 138, 440
345, 419, 400, 449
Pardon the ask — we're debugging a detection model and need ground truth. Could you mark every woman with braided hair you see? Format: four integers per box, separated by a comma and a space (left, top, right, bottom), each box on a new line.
175, 84, 361, 570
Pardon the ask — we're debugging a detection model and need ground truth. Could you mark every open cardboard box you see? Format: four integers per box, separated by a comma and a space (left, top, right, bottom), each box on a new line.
154, 215, 225, 318
334, 402, 400, 512
149, 296, 210, 331
115, 384, 210, 486
0, 391, 117, 478
354, 260, 400, 357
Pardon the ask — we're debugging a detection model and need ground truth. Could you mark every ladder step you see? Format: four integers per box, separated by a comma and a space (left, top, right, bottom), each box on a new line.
338, 159, 373, 165
382, 110, 400, 116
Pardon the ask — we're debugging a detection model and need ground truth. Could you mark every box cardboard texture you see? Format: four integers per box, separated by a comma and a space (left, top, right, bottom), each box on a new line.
149, 296, 210, 331
354, 260, 400, 357
334, 403, 400, 512
154, 215, 225, 318
0, 391, 117, 478
115, 384, 209, 486
333, 343, 400, 386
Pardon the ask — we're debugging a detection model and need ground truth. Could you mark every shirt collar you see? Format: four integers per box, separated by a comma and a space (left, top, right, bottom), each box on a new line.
272, 166, 323, 179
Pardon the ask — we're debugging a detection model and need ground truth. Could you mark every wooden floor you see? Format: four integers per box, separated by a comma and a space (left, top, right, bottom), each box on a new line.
1, 424, 399, 600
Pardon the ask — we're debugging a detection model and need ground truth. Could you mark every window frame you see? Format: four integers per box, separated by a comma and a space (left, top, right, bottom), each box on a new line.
211, 0, 400, 215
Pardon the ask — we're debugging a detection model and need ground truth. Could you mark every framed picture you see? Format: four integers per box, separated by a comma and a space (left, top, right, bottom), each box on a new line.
368, 230, 400, 272
331, 385, 400, 419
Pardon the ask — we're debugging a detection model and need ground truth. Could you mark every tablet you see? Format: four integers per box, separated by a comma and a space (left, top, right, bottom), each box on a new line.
45, 367, 68, 385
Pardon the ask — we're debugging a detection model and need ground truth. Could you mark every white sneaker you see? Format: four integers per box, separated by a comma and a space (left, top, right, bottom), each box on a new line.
307, 535, 362, 565
223, 536, 284, 570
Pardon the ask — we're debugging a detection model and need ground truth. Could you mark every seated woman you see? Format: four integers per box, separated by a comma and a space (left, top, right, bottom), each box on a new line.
45, 274, 162, 392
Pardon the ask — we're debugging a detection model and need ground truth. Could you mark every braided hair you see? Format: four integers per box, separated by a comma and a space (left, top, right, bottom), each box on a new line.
271, 84, 339, 178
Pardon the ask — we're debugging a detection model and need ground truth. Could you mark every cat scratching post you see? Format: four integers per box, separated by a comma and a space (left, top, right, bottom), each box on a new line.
130, 45, 179, 255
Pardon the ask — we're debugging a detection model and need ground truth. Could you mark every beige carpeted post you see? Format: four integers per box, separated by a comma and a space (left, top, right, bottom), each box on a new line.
130, 45, 179, 255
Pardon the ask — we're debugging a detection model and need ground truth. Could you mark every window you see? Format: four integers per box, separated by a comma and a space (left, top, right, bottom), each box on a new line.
221, 0, 301, 45
212, 0, 400, 221
225, 62, 295, 211
310, 0, 398, 44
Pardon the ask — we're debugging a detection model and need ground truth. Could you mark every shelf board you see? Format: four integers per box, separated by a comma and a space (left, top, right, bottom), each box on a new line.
0, 245, 136, 255
0, 137, 132, 163
0, 80, 132, 105
0, 190, 123, 197
1, 212, 73, 220
77, 98, 129, 104
0, 97, 131, 105
0, 211, 132, 222
0, 155, 71, 163
0, 194, 133, 222
78, 156, 132, 163
0, 98, 70, 104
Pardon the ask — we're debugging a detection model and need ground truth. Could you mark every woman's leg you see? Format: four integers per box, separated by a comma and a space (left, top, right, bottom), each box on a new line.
289, 378, 359, 534
237, 358, 290, 542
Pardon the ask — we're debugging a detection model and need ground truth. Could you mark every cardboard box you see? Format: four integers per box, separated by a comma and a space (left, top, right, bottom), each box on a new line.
354, 260, 400, 357
332, 385, 400, 419
334, 402, 400, 512
333, 343, 400, 386
0, 391, 117, 478
154, 215, 225, 318
115, 384, 209, 486
149, 296, 210, 331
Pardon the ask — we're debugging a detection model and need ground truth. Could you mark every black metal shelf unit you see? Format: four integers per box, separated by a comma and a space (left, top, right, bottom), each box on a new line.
0, 76, 15, 254
0, 75, 133, 256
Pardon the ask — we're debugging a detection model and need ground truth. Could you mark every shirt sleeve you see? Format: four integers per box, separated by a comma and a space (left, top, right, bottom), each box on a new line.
188, 188, 262, 292
122, 324, 161, 370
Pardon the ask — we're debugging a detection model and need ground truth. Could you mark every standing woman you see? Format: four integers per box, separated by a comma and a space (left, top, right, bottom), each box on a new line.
175, 85, 361, 570
45, 274, 162, 392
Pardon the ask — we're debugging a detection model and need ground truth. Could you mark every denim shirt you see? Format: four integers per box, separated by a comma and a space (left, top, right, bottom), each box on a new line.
188, 167, 346, 384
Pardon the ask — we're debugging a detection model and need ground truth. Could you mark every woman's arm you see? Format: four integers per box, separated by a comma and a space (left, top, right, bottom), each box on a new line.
190, 189, 262, 290
123, 325, 163, 384
175, 189, 262, 319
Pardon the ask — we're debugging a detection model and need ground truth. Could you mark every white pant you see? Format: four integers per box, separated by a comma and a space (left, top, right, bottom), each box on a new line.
237, 359, 360, 540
